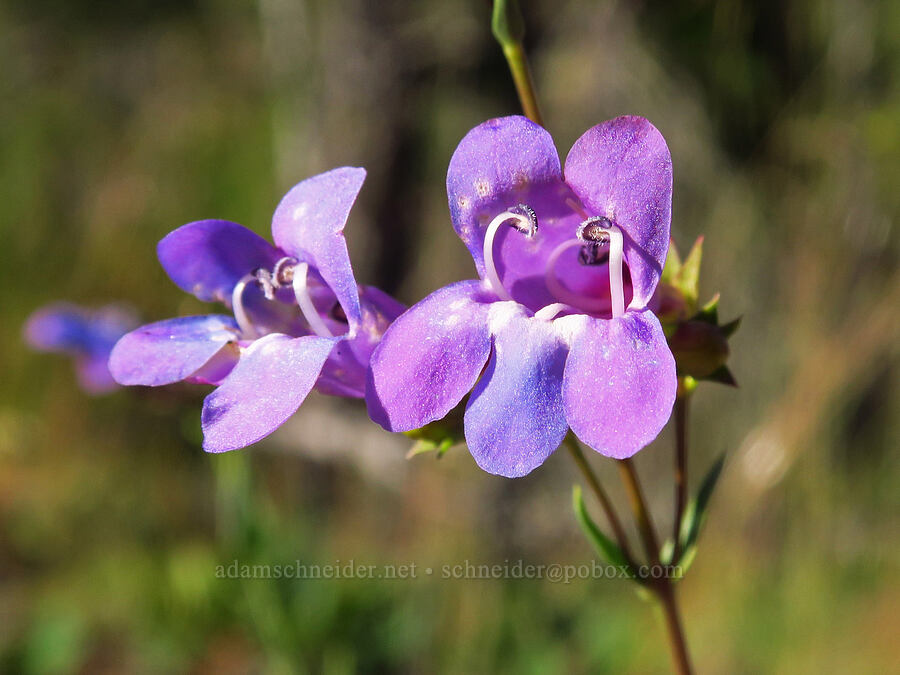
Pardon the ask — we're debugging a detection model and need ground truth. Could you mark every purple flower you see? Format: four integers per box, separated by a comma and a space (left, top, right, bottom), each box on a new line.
109, 167, 404, 452
366, 116, 677, 477
24, 303, 138, 394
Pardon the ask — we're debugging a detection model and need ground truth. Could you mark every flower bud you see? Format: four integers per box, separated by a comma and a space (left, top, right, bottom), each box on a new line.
668, 320, 730, 378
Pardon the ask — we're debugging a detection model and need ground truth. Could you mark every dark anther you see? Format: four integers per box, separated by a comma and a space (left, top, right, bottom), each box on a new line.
273, 257, 298, 286
508, 203, 538, 237
578, 243, 609, 266
577, 216, 613, 244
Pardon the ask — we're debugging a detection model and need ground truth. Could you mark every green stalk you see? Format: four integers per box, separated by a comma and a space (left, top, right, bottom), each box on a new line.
492, 0, 544, 125
619, 458, 694, 675
565, 434, 636, 568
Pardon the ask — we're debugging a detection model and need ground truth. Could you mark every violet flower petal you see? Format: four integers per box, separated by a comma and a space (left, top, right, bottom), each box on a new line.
561, 309, 677, 459
25, 303, 135, 355
201, 333, 337, 453
366, 280, 492, 432
109, 315, 239, 386
447, 116, 566, 277
464, 305, 569, 478
157, 220, 282, 304
271, 167, 366, 332
75, 355, 120, 394
564, 116, 672, 308
316, 284, 407, 398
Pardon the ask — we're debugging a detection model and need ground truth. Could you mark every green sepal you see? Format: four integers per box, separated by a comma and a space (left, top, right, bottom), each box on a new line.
660, 239, 682, 285
677, 236, 704, 308
693, 294, 720, 325
700, 365, 738, 387
403, 401, 465, 460
720, 316, 742, 338
677, 454, 726, 570
491, 0, 526, 47
405, 436, 455, 459
572, 485, 634, 576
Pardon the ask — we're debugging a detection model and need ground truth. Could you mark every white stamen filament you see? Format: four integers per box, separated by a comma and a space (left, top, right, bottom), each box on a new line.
482, 211, 532, 301
292, 262, 335, 338
545, 224, 626, 318
606, 225, 625, 318
231, 273, 260, 339
534, 302, 574, 322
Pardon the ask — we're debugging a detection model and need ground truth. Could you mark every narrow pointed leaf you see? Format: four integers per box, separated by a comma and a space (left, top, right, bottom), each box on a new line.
572, 485, 631, 572
678, 454, 726, 563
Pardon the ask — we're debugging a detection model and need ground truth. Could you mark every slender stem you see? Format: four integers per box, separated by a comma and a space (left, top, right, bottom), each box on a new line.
564, 435, 636, 567
658, 583, 694, 675
501, 42, 544, 125
617, 458, 660, 563
618, 457, 694, 675
672, 393, 689, 561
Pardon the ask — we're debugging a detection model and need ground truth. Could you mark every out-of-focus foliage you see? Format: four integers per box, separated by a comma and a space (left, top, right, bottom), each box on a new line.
1, 0, 898, 672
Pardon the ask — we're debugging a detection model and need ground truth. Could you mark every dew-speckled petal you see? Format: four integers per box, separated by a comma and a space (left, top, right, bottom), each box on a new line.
109, 315, 239, 386
464, 304, 569, 478
201, 333, 337, 452
447, 116, 569, 278
157, 220, 282, 304
561, 309, 676, 459
271, 167, 366, 331
564, 116, 672, 308
366, 281, 492, 432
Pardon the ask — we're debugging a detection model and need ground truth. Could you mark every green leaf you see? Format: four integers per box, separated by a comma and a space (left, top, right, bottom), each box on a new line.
491, 0, 526, 46
677, 454, 726, 567
572, 485, 631, 572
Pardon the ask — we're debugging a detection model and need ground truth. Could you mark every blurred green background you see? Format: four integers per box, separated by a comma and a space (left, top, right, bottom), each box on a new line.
2, 0, 898, 672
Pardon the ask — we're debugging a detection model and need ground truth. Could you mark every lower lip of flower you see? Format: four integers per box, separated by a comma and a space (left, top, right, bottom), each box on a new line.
483, 204, 627, 319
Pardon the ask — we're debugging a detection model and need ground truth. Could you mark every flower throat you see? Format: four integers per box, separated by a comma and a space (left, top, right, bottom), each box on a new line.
483, 205, 626, 319
231, 257, 336, 340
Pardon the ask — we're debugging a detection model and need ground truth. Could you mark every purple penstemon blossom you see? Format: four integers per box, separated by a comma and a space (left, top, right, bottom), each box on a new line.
109, 167, 404, 452
24, 303, 138, 394
366, 115, 677, 478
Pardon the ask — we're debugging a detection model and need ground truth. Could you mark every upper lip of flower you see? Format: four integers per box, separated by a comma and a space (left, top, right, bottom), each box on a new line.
156, 166, 370, 342
447, 114, 672, 319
